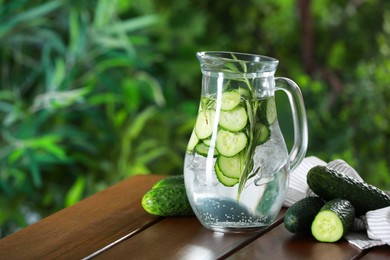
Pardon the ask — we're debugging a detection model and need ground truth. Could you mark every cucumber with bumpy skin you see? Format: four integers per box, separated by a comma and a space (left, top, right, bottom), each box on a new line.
142, 185, 193, 216
152, 175, 184, 189
311, 199, 355, 242
307, 165, 390, 216
284, 196, 325, 234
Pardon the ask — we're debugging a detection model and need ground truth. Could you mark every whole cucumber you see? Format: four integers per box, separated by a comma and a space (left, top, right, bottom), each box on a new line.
142, 185, 193, 217
152, 175, 184, 189
307, 165, 390, 216
284, 196, 325, 234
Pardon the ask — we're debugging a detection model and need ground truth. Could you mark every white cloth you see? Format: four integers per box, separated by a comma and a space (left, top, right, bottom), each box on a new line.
284, 156, 390, 249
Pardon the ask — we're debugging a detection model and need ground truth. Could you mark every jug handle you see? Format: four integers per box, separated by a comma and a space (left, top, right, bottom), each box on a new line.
275, 77, 308, 172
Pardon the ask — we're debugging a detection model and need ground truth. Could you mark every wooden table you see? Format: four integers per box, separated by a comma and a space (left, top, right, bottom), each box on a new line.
1, 175, 389, 259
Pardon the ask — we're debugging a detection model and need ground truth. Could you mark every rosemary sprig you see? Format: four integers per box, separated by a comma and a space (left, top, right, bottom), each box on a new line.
229, 53, 261, 200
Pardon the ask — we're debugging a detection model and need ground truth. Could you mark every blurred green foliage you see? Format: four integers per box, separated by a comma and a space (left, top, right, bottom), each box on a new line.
1, 0, 389, 237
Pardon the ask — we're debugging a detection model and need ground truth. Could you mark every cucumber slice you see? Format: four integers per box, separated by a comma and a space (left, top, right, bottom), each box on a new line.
259, 97, 277, 125
195, 109, 216, 139
216, 153, 245, 179
215, 162, 239, 187
216, 129, 247, 157
202, 138, 212, 146
256, 123, 271, 145
221, 91, 241, 110
195, 143, 218, 157
238, 87, 250, 99
311, 199, 355, 242
219, 105, 248, 132
186, 131, 199, 152
312, 211, 344, 242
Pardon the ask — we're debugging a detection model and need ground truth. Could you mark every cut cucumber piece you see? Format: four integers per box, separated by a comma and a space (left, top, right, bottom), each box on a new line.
215, 162, 239, 187
216, 153, 245, 179
195, 142, 218, 157
221, 91, 241, 110
216, 129, 247, 157
258, 97, 277, 125
186, 131, 199, 152
195, 109, 216, 139
311, 199, 355, 243
256, 123, 271, 145
202, 138, 212, 146
219, 105, 248, 132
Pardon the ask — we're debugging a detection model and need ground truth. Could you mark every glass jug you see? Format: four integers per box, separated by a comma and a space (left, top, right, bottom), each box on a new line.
184, 51, 308, 233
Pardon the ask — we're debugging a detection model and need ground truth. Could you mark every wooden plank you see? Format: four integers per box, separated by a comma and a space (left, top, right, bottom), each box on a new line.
227, 224, 365, 259
361, 246, 390, 260
93, 210, 286, 259
0, 175, 164, 260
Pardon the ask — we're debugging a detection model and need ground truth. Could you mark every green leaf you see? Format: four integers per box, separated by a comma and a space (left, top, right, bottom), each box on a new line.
100, 15, 159, 35
121, 78, 141, 111
31, 88, 88, 111
8, 148, 25, 164
0, 0, 63, 37
93, 0, 117, 29
48, 58, 66, 91
25, 148, 42, 187
69, 8, 81, 54
64, 176, 86, 207
127, 107, 156, 139
137, 72, 166, 107
136, 146, 168, 164
94, 56, 134, 73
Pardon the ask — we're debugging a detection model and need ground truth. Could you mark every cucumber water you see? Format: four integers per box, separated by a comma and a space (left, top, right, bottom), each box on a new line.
184, 90, 289, 231
186, 92, 278, 188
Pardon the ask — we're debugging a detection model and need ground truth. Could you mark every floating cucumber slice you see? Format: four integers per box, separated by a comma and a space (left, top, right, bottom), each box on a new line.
220, 91, 241, 110
186, 130, 199, 152
216, 129, 247, 157
259, 97, 277, 125
216, 153, 245, 179
195, 109, 216, 139
214, 163, 239, 187
256, 123, 271, 145
219, 105, 248, 132
195, 142, 218, 157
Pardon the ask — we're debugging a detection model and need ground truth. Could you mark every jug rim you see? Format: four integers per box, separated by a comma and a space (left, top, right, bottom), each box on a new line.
197, 51, 279, 65
197, 51, 279, 75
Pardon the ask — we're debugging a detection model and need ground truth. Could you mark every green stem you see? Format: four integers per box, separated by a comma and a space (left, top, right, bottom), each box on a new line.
237, 80, 259, 200
229, 54, 261, 200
